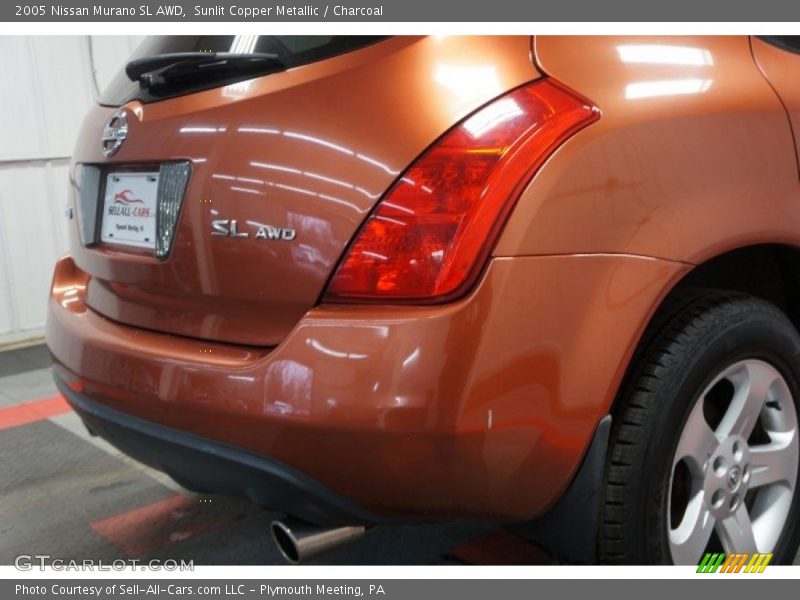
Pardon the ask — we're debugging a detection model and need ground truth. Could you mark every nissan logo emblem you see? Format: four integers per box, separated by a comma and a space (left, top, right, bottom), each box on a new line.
101, 110, 128, 157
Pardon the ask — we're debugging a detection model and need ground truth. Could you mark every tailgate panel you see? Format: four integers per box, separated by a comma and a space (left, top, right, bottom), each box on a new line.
68, 36, 539, 346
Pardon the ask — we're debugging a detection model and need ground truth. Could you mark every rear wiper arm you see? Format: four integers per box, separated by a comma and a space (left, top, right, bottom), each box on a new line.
125, 52, 284, 89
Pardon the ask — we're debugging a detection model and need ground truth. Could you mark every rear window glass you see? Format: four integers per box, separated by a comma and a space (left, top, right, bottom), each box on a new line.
100, 35, 387, 106
759, 36, 800, 54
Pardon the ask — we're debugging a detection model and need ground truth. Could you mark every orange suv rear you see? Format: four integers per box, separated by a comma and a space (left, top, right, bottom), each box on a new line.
47, 35, 800, 564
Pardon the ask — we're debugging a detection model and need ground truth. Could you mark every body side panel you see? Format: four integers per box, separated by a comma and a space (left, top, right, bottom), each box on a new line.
495, 36, 800, 265
751, 36, 800, 177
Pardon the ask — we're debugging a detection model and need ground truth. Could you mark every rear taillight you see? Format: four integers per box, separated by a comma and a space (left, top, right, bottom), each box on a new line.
323, 78, 599, 303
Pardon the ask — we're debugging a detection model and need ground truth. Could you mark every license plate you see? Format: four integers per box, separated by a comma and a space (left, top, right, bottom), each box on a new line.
100, 172, 159, 249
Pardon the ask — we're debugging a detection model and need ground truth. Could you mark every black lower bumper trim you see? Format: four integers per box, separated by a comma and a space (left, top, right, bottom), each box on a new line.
54, 375, 387, 526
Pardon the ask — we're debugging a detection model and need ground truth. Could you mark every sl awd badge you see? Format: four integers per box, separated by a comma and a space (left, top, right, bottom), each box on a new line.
211, 219, 297, 241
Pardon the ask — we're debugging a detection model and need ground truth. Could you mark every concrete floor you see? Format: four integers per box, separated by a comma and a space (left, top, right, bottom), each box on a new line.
0, 344, 552, 566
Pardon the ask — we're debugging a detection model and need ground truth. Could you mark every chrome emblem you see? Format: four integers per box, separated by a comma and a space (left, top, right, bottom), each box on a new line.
727, 466, 743, 491
211, 219, 296, 241
101, 110, 128, 157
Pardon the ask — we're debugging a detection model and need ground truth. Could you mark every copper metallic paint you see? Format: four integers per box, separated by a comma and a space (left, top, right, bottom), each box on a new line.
49, 253, 687, 519
751, 37, 800, 173
68, 36, 539, 347
496, 36, 800, 263
46, 36, 800, 521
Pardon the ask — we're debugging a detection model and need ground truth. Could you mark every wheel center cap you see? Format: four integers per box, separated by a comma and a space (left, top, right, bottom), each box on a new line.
727, 466, 743, 491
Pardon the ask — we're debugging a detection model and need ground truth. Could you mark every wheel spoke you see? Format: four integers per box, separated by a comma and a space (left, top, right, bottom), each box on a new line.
717, 362, 774, 439
670, 493, 716, 564
674, 399, 718, 469
750, 432, 798, 488
717, 504, 757, 553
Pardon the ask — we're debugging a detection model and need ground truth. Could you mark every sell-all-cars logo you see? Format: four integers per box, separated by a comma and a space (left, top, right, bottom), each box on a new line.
101, 109, 128, 157
697, 552, 772, 573
113, 190, 144, 205
108, 190, 151, 218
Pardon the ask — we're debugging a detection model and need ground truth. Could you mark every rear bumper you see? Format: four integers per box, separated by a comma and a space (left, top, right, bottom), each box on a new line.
56, 375, 384, 526
47, 253, 688, 522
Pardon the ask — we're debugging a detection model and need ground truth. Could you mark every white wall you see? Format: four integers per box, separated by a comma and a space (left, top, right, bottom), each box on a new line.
0, 35, 145, 346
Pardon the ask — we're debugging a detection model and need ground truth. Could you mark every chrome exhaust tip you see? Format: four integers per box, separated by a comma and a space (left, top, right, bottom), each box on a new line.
270, 517, 366, 564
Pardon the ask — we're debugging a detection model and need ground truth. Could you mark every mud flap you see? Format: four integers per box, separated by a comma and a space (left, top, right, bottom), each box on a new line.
511, 415, 612, 564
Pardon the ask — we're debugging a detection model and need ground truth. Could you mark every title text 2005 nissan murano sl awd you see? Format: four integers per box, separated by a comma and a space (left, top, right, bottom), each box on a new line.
46, 35, 800, 565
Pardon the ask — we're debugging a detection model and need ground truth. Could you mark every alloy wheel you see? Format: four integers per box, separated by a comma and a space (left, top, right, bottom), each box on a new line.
668, 359, 799, 564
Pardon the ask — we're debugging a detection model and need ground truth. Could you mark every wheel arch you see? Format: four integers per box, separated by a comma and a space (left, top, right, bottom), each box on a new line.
612, 243, 800, 420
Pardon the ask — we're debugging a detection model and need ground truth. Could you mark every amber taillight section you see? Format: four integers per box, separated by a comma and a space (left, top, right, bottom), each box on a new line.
324, 79, 600, 303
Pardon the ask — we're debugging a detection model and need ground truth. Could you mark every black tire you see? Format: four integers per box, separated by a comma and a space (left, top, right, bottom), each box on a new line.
599, 288, 800, 564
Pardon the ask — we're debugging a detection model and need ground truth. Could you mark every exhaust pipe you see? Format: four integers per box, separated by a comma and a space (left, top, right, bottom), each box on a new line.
270, 517, 366, 564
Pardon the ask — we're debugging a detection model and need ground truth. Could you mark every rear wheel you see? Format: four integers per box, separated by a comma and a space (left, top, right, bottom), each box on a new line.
599, 290, 800, 564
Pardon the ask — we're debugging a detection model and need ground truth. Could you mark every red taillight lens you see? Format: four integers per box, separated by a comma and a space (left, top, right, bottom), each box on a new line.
325, 79, 599, 303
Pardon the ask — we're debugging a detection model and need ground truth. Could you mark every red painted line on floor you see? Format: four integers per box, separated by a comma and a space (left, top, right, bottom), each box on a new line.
91, 495, 224, 557
447, 530, 556, 565
0, 395, 71, 430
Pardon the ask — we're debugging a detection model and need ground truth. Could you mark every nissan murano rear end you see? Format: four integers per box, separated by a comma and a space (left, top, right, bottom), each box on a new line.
48, 35, 800, 565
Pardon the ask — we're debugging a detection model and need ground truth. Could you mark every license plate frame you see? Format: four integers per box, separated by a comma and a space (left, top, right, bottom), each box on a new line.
99, 171, 159, 250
